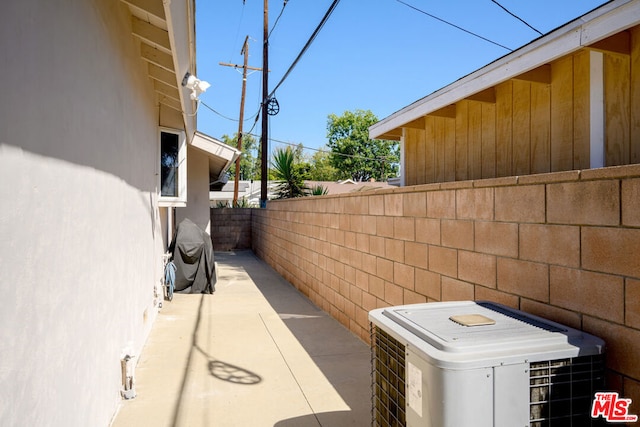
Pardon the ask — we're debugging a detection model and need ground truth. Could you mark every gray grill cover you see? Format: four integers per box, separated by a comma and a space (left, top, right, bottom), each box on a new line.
169, 218, 216, 294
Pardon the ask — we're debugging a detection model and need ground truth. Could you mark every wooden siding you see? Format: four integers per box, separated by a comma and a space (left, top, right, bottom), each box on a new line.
403, 26, 640, 185
632, 28, 640, 163
551, 56, 574, 172
573, 50, 590, 170
496, 82, 513, 177
606, 52, 631, 166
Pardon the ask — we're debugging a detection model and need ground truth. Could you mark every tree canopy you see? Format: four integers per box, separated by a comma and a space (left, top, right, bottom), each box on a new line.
221, 133, 260, 181
307, 150, 339, 181
222, 109, 398, 189
326, 109, 399, 182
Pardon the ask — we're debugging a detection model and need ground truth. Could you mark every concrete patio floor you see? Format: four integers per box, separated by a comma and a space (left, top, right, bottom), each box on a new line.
111, 250, 372, 427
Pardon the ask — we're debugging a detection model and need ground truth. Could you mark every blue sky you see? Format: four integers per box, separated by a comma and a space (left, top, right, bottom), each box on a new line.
195, 0, 608, 155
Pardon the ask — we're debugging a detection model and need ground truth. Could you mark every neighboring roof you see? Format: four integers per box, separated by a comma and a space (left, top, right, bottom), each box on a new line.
209, 180, 392, 199
370, 0, 637, 140
215, 182, 251, 192
306, 180, 393, 195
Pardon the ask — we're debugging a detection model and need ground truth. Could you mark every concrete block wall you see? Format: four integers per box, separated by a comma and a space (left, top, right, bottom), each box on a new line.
252, 164, 640, 412
210, 208, 252, 251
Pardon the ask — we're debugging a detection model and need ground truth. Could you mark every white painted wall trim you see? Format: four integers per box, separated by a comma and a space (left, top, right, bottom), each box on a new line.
400, 133, 406, 187
167, 206, 174, 245
158, 127, 188, 207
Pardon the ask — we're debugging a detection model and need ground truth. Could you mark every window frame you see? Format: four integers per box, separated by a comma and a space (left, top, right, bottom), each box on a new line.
158, 127, 187, 207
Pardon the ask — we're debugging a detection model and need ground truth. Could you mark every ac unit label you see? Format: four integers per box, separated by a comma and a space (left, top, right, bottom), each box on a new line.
408, 361, 423, 417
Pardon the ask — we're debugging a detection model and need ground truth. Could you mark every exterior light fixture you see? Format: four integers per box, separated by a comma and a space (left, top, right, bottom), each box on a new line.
181, 72, 211, 101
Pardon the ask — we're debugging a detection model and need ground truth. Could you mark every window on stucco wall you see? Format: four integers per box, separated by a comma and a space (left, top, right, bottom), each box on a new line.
159, 128, 187, 207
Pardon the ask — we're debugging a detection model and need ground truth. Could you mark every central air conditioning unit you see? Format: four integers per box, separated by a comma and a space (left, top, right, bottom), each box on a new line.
369, 301, 606, 427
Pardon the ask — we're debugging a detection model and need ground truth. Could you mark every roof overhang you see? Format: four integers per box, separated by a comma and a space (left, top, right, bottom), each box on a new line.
121, 1, 240, 185
191, 131, 242, 183
370, 0, 639, 140
121, 0, 198, 136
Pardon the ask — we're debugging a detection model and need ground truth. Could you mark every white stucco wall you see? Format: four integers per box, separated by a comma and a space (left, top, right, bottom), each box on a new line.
0, 1, 165, 425
176, 146, 212, 234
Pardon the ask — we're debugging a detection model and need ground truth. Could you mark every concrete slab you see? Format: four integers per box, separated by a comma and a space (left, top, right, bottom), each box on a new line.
111, 250, 371, 427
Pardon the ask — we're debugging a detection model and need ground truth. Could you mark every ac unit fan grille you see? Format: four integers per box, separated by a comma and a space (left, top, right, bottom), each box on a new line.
372, 325, 406, 427
529, 354, 606, 426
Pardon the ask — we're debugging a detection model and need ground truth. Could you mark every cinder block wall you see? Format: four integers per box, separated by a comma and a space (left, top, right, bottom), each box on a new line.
252, 164, 640, 410
210, 208, 252, 250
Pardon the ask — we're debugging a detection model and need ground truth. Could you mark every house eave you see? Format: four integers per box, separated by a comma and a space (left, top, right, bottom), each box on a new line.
191, 131, 242, 182
370, 0, 637, 140
121, 0, 198, 136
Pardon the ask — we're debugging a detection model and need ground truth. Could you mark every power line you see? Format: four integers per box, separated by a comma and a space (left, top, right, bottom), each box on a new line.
197, 103, 398, 163
247, 81, 264, 135
200, 101, 237, 121
247, 132, 397, 162
200, 101, 260, 124
268, 0, 289, 39
490, 0, 542, 36
228, 1, 247, 63
395, 0, 513, 52
269, 0, 342, 98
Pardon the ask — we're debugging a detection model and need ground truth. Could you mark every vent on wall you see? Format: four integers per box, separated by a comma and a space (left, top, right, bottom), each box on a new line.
370, 301, 606, 427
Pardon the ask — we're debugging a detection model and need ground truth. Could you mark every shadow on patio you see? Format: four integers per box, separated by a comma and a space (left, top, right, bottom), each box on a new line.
111, 250, 371, 427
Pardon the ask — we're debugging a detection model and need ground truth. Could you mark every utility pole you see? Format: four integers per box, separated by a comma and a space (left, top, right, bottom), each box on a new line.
219, 36, 262, 206
260, 0, 269, 208
234, 38, 249, 206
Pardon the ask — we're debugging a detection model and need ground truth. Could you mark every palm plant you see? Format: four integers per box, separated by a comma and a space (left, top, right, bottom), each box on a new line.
310, 184, 329, 196
271, 147, 309, 199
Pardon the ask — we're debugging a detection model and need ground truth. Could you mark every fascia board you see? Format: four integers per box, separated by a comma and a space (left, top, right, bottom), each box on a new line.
164, 0, 197, 137
190, 131, 242, 180
580, 0, 640, 45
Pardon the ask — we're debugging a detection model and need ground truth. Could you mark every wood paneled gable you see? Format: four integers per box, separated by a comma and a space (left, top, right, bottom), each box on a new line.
371, 1, 640, 186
